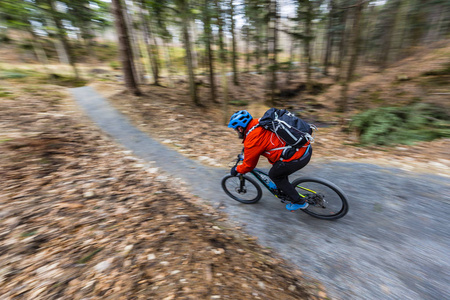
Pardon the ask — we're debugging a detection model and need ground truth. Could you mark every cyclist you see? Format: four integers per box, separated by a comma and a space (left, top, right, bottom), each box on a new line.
228, 110, 312, 211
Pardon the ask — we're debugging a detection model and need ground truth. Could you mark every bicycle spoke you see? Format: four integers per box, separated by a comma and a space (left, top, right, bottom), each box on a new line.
221, 175, 262, 204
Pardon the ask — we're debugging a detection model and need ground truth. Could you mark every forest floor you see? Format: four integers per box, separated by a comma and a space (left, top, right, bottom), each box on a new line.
0, 42, 449, 300
99, 43, 450, 177
0, 79, 327, 299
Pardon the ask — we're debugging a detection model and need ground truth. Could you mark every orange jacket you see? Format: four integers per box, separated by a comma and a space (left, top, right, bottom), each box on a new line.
236, 118, 310, 174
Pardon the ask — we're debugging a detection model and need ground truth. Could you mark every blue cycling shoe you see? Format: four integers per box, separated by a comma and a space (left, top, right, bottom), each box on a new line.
286, 202, 309, 211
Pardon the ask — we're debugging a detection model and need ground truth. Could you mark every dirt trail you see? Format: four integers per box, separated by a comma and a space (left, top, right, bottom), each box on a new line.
72, 86, 450, 300
0, 82, 325, 300
91, 79, 449, 178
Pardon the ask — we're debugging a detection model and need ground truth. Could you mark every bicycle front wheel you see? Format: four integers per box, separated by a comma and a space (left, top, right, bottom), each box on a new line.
291, 177, 349, 220
221, 175, 262, 204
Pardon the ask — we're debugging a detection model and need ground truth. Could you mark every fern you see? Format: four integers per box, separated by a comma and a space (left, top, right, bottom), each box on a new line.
350, 104, 450, 145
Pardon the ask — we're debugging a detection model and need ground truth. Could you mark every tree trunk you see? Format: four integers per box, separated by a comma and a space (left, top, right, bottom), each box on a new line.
31, 40, 49, 68
230, 0, 239, 85
215, 0, 226, 64
221, 60, 229, 125
286, 37, 295, 85
112, 0, 142, 95
362, 3, 377, 64
335, 2, 349, 82
52, 38, 69, 65
28, 29, 50, 74
305, 0, 313, 87
378, 0, 402, 70
190, 20, 199, 70
423, 4, 442, 44
395, 0, 413, 61
244, 27, 250, 73
338, 0, 365, 113
177, 0, 198, 105
299, 0, 313, 91
433, 5, 447, 42
256, 23, 263, 73
46, 0, 79, 78
266, 0, 278, 106
408, 0, 425, 48
138, 0, 160, 85
79, 24, 95, 58
182, 25, 198, 105
122, 2, 144, 84
214, 0, 229, 120
323, 0, 335, 76
203, 0, 217, 102
163, 39, 174, 88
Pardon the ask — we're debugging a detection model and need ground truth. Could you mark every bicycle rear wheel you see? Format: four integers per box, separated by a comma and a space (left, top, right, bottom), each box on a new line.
291, 177, 349, 220
221, 175, 262, 204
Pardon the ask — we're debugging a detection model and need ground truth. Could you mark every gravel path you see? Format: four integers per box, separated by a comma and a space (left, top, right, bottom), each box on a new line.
71, 86, 450, 300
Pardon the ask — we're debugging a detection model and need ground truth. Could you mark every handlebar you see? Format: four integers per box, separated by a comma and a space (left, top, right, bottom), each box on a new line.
233, 154, 244, 168
233, 148, 245, 168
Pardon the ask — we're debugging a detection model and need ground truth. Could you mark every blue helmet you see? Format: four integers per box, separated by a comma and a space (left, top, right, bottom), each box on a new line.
228, 110, 252, 129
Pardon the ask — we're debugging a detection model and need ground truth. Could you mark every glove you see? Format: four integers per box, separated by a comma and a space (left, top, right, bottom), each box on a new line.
230, 166, 238, 176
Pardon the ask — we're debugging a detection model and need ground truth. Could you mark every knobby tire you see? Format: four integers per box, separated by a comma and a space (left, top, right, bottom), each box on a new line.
291, 177, 349, 220
221, 175, 262, 204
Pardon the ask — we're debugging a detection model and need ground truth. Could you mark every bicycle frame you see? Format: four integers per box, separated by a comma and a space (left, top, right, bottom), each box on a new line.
235, 149, 316, 201
249, 168, 278, 194
227, 150, 349, 219
248, 169, 316, 201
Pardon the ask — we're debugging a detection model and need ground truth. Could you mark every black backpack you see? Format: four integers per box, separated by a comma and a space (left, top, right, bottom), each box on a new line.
248, 108, 316, 159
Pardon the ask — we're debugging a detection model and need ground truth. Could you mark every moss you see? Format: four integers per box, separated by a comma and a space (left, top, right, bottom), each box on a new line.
369, 90, 382, 104
20, 231, 37, 238
229, 100, 249, 106
46, 74, 88, 87
0, 89, 14, 98
0, 71, 28, 79
109, 61, 120, 70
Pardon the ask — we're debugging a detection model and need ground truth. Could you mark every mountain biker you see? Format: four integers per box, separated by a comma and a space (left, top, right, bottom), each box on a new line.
228, 110, 312, 211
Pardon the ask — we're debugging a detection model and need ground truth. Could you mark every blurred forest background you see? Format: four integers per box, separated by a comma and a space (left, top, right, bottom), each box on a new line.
0, 1, 449, 299
0, 0, 449, 145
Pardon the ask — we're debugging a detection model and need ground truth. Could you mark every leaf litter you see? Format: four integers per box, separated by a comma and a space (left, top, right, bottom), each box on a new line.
0, 80, 327, 299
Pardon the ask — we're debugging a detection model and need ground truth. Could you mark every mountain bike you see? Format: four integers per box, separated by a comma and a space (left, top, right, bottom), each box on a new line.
221, 151, 349, 220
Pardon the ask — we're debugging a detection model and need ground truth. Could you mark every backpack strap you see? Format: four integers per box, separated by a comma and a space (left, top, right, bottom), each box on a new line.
249, 120, 315, 160
245, 123, 260, 137
266, 144, 311, 161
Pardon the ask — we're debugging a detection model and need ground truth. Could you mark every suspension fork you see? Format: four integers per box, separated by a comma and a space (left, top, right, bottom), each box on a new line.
238, 175, 246, 192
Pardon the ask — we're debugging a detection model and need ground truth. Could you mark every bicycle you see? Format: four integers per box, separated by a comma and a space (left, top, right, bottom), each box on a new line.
221, 150, 349, 220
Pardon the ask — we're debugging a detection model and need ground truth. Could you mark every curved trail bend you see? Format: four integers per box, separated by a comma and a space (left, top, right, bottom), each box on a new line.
71, 86, 450, 300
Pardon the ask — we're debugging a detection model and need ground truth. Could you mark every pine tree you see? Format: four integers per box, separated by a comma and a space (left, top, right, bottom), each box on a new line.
112, 0, 142, 95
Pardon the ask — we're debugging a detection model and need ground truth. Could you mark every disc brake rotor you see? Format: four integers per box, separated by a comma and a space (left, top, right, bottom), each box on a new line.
306, 194, 326, 208
235, 187, 247, 194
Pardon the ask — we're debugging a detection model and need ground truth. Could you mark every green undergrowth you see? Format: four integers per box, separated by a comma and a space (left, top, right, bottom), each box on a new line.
229, 99, 249, 106
419, 63, 450, 87
46, 74, 87, 87
0, 67, 87, 87
350, 103, 450, 145
0, 70, 30, 79
0, 87, 14, 98
421, 63, 450, 76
